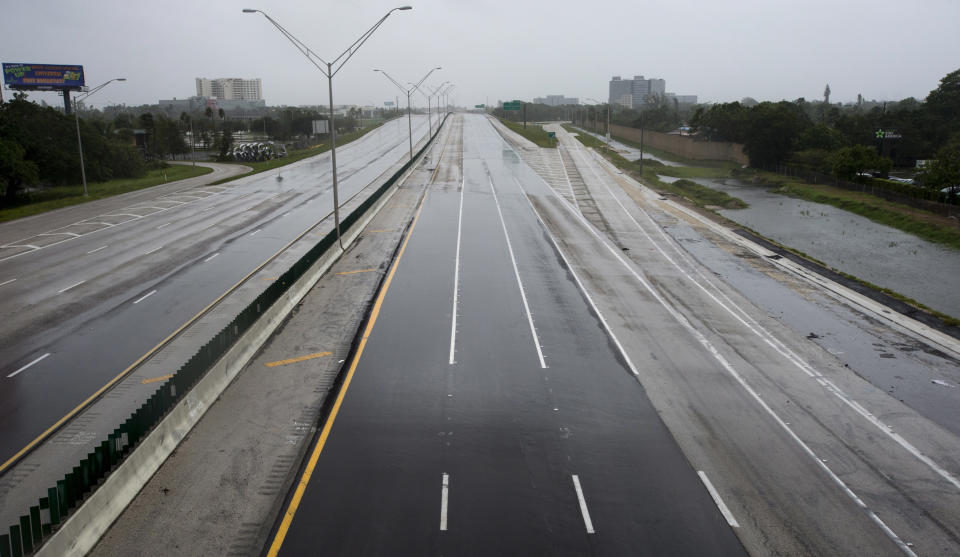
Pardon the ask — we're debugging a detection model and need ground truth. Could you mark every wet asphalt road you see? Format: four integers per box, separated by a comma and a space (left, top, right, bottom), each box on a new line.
275, 115, 744, 555
0, 116, 430, 467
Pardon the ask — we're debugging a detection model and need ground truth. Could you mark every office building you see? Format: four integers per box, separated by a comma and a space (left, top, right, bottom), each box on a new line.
195, 77, 263, 101
532, 94, 580, 106
608, 75, 667, 108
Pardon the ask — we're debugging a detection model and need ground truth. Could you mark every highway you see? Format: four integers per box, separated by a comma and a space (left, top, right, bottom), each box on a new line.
257, 113, 960, 556
270, 114, 746, 555
0, 115, 431, 468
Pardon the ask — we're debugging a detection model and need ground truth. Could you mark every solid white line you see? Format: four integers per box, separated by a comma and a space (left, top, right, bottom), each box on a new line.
571, 475, 595, 534
103, 213, 143, 219
133, 290, 157, 304
157, 222, 172, 229
517, 155, 918, 556
57, 280, 85, 293
204, 253, 220, 263
512, 177, 640, 377
449, 179, 465, 365
488, 174, 547, 368
250, 229, 261, 236
698, 471, 740, 528
584, 146, 960, 494
87, 245, 109, 254
0, 278, 16, 287
7, 353, 50, 378
143, 246, 163, 255
440, 473, 450, 531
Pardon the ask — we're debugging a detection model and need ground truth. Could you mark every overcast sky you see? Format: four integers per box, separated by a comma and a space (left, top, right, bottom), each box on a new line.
2, 0, 958, 110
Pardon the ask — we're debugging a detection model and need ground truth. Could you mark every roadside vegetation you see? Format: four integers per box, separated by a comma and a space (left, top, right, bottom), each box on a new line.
0, 164, 212, 223
562, 124, 747, 209
499, 118, 557, 148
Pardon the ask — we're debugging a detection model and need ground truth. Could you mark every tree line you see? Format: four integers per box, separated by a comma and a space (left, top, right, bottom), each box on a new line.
689, 68, 959, 190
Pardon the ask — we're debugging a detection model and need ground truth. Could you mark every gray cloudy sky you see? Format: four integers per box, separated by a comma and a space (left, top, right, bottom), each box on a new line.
3, 0, 958, 109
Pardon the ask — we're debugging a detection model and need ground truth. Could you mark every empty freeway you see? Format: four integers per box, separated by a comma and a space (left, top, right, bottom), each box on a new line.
12, 113, 960, 556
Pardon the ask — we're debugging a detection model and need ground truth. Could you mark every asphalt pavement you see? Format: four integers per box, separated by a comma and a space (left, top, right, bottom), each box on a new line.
0, 116, 430, 469
271, 114, 745, 556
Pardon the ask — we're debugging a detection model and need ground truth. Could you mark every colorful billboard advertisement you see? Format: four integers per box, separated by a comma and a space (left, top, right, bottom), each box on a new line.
2, 63, 85, 90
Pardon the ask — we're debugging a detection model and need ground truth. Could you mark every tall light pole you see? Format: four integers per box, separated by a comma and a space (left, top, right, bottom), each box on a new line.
586, 97, 610, 141
75, 78, 126, 196
374, 66, 440, 160
410, 80, 447, 136
243, 6, 412, 250
439, 84, 455, 115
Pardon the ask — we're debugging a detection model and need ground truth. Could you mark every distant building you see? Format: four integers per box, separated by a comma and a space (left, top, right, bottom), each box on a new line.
195, 77, 263, 101
158, 95, 265, 114
664, 93, 698, 105
609, 76, 634, 108
532, 94, 579, 106
609, 75, 668, 108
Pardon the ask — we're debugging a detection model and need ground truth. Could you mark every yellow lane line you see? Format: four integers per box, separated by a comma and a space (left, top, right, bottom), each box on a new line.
141, 374, 174, 385
266, 124, 449, 555
264, 352, 333, 368
335, 268, 377, 276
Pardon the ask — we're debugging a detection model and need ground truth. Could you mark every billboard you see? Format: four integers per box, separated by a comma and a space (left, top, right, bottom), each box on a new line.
312, 119, 329, 134
3, 63, 85, 91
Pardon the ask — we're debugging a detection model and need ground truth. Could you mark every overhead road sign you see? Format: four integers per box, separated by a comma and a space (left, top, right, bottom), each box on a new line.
475, 104, 485, 108
503, 101, 523, 111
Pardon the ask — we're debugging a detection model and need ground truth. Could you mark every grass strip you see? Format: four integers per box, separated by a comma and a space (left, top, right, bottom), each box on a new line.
563, 124, 747, 210
0, 165, 213, 223
499, 119, 557, 148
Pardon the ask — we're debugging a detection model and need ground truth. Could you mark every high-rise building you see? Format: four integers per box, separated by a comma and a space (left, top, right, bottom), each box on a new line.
532, 94, 579, 106
195, 77, 263, 101
608, 75, 666, 108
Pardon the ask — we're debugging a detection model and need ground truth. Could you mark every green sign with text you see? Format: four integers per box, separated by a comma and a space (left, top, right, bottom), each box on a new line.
503, 101, 522, 111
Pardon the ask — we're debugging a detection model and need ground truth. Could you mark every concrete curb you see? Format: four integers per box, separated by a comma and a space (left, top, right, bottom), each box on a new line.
585, 149, 960, 360
35, 147, 425, 557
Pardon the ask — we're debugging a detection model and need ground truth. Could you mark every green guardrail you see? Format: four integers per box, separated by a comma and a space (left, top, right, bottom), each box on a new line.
0, 113, 451, 557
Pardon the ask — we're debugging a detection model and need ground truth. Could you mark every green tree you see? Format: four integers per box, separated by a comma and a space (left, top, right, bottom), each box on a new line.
742, 101, 811, 167
830, 145, 892, 180
925, 68, 960, 147
0, 138, 39, 206
918, 136, 960, 191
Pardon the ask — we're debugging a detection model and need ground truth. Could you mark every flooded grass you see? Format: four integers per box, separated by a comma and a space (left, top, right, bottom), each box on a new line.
734, 169, 960, 251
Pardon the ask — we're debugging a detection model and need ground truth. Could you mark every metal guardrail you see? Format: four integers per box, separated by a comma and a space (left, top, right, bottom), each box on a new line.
0, 114, 449, 557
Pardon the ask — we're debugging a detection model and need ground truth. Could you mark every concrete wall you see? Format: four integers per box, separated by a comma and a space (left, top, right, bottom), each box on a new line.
609, 123, 749, 165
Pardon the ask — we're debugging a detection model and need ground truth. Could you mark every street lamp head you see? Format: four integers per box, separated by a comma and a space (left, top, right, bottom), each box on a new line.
242, 8, 258, 13
397, 6, 413, 10
116, 78, 127, 82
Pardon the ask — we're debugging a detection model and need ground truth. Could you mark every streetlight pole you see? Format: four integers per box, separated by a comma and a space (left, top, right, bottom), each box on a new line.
374, 66, 440, 160
244, 6, 412, 250
410, 80, 448, 137
586, 97, 610, 142
74, 78, 126, 196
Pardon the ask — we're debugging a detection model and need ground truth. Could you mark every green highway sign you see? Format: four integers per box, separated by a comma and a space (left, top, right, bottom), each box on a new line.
475, 104, 485, 108
503, 101, 523, 111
